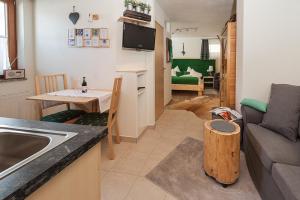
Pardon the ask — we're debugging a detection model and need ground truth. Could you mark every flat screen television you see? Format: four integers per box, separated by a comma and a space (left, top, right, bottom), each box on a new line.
122, 22, 156, 51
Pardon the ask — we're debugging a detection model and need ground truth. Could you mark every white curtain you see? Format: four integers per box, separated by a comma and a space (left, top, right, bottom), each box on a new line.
0, 38, 10, 72
0, 1, 10, 73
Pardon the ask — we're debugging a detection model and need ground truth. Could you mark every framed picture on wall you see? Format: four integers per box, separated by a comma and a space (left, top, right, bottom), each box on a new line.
68, 29, 75, 39
68, 28, 110, 48
84, 28, 92, 39
100, 28, 109, 39
100, 39, 110, 48
166, 38, 172, 63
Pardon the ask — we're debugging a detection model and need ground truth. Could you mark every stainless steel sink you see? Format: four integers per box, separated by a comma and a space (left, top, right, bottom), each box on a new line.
0, 125, 78, 179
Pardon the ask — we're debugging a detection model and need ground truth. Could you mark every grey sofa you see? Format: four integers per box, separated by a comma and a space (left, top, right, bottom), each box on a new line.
242, 105, 300, 200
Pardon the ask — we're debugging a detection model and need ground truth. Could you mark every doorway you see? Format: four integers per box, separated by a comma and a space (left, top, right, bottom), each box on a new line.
155, 21, 165, 120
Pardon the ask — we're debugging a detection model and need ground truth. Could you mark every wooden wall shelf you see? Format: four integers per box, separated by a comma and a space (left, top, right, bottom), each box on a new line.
118, 16, 149, 25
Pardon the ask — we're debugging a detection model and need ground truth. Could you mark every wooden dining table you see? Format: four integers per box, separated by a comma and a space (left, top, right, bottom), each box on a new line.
27, 89, 112, 113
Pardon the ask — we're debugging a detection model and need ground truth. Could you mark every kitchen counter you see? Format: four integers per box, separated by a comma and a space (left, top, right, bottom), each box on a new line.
0, 117, 107, 200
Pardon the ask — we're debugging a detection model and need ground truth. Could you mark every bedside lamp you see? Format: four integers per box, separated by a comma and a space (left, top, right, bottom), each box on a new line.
207, 66, 214, 76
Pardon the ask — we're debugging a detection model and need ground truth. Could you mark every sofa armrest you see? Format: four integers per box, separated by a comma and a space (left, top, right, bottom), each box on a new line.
241, 105, 264, 125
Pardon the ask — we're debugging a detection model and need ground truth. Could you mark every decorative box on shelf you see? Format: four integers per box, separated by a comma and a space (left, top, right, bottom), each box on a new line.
123, 10, 151, 22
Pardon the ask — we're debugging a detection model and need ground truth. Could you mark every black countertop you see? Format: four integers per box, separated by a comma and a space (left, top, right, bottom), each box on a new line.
0, 117, 107, 200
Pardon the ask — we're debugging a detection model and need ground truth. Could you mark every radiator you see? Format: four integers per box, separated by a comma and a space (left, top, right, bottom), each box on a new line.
0, 90, 38, 120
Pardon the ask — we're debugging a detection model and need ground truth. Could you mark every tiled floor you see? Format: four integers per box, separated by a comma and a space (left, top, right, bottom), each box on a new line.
101, 110, 204, 200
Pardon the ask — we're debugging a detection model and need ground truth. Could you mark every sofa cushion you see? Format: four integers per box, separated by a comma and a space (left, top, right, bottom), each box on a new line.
240, 98, 268, 113
247, 124, 300, 172
261, 84, 300, 142
272, 163, 300, 200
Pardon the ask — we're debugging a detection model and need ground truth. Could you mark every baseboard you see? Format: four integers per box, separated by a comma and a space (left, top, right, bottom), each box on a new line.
114, 125, 156, 143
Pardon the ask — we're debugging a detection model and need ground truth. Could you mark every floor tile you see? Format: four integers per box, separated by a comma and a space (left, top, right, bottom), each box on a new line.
101, 109, 260, 200
131, 137, 159, 154
111, 151, 149, 175
125, 177, 167, 200
101, 139, 135, 171
101, 172, 137, 200
139, 153, 166, 176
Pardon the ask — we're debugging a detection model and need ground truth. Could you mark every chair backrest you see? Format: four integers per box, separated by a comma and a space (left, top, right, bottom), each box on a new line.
107, 77, 122, 126
35, 74, 68, 95
35, 74, 69, 114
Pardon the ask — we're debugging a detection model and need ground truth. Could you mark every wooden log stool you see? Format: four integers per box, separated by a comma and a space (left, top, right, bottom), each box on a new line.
203, 120, 241, 187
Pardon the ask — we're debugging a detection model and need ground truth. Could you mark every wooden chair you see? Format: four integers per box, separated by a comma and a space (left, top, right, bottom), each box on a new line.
74, 77, 122, 160
35, 74, 85, 123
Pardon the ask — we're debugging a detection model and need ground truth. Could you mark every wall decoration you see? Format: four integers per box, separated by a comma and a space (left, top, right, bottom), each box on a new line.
166, 38, 173, 63
100, 28, 109, 39
91, 28, 100, 47
181, 43, 186, 56
69, 6, 80, 25
68, 28, 110, 48
68, 29, 75, 39
84, 39, 92, 47
84, 28, 92, 39
88, 13, 100, 23
100, 39, 110, 48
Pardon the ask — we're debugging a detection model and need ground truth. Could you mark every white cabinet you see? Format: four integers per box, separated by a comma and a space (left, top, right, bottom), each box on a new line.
117, 69, 148, 140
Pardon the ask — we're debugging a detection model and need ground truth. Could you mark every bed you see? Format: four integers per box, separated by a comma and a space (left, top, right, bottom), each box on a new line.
172, 76, 204, 96
171, 59, 216, 96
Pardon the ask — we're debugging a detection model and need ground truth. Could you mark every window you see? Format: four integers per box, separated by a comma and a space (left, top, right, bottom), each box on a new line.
0, 1, 9, 75
209, 44, 221, 53
0, 0, 17, 77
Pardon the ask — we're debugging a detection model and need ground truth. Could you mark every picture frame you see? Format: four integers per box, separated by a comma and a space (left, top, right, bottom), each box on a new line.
84, 28, 92, 39
166, 38, 172, 63
68, 28, 110, 48
100, 28, 109, 40
100, 39, 110, 48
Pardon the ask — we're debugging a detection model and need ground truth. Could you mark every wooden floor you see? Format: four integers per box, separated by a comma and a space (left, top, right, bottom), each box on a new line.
168, 89, 220, 120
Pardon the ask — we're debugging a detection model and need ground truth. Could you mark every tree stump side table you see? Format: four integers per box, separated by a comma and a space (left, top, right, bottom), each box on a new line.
203, 120, 241, 187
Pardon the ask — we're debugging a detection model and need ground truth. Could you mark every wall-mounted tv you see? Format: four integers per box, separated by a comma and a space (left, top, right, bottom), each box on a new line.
122, 22, 156, 51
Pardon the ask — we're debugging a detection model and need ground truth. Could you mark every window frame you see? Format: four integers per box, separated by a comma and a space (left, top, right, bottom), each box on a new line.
0, 0, 17, 78
7, 0, 18, 70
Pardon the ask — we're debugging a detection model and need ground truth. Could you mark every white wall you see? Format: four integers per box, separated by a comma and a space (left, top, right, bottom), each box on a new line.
0, 0, 37, 120
173, 37, 201, 59
172, 37, 221, 72
34, 0, 172, 127
236, 0, 300, 107
34, 0, 154, 89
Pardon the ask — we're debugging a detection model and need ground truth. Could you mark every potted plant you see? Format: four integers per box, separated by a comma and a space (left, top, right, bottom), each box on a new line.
139, 2, 146, 13
132, 0, 138, 11
146, 3, 151, 14
125, 0, 132, 10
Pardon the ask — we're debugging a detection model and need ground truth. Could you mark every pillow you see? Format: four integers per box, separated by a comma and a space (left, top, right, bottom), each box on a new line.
176, 71, 190, 77
171, 68, 177, 76
240, 98, 268, 113
189, 69, 202, 78
173, 66, 180, 72
261, 84, 300, 142
181, 74, 192, 77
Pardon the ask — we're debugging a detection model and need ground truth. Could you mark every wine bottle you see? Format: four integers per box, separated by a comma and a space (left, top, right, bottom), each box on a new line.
82, 77, 87, 93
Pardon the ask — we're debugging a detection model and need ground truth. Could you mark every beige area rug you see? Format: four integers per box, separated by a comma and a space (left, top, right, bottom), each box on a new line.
146, 137, 261, 200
